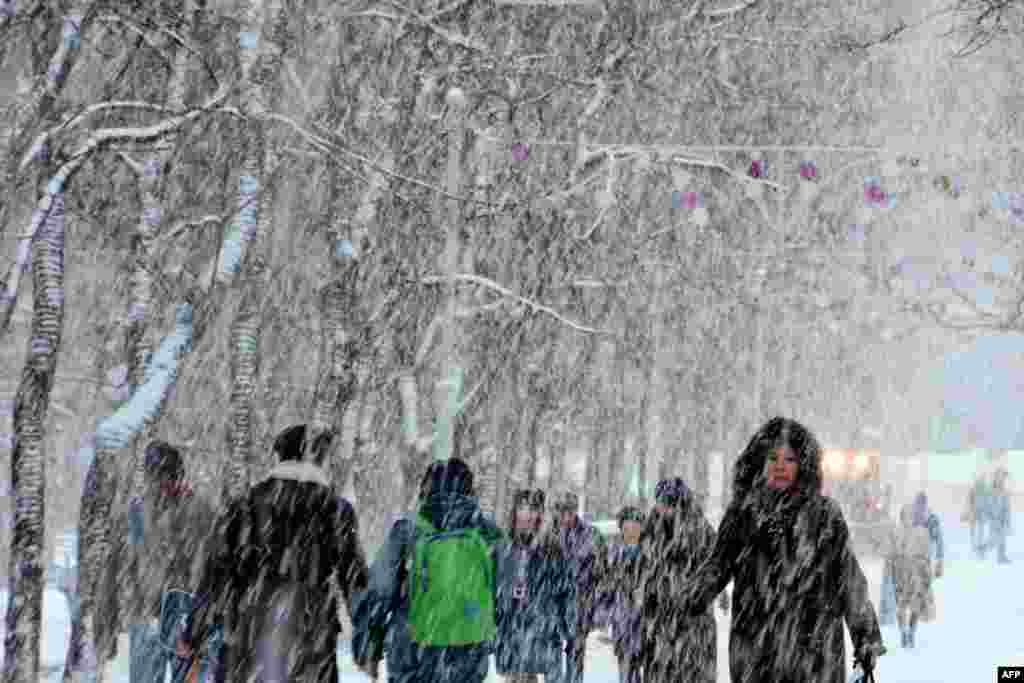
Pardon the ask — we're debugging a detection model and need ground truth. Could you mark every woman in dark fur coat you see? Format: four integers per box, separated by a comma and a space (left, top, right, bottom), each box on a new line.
681, 417, 886, 683
634, 478, 720, 683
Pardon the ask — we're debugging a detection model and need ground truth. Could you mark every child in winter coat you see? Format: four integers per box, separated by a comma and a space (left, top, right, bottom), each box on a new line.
495, 489, 576, 683
606, 506, 645, 683
885, 503, 933, 649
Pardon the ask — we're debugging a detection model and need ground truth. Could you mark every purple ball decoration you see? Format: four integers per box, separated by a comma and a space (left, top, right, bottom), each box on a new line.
128, 302, 147, 323
749, 160, 764, 179
0, 432, 12, 450
799, 161, 817, 181
847, 223, 867, 243
108, 364, 129, 389
0, 398, 13, 417
511, 143, 529, 162
1009, 193, 1024, 224
0, 0, 14, 18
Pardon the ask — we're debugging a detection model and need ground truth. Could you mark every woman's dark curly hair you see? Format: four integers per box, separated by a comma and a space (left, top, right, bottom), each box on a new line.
732, 416, 823, 502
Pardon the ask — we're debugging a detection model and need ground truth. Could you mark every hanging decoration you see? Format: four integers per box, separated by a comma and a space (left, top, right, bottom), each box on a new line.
511, 142, 529, 162
746, 159, 765, 199
934, 174, 961, 198
798, 161, 819, 202
671, 191, 709, 226
863, 176, 896, 209
992, 192, 1024, 224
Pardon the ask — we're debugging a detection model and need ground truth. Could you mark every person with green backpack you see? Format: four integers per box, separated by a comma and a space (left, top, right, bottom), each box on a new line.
352, 458, 504, 683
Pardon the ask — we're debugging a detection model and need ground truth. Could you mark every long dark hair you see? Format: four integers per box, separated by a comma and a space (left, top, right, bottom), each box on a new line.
733, 417, 823, 502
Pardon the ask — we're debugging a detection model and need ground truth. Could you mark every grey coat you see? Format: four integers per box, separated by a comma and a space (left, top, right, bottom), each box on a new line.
493, 533, 576, 675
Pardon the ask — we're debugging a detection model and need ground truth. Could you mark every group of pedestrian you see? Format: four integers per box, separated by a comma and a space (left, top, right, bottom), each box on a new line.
963, 465, 1013, 564
93, 415, 886, 683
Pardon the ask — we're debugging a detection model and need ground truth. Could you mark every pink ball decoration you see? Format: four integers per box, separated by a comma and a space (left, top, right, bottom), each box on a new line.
511, 143, 529, 162
749, 160, 764, 179
799, 161, 817, 181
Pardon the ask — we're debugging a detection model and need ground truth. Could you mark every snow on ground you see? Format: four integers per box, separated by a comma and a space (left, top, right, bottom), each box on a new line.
2, 512, 1019, 682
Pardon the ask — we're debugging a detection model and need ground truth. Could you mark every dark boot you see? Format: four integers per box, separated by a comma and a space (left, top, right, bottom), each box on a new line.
908, 614, 918, 649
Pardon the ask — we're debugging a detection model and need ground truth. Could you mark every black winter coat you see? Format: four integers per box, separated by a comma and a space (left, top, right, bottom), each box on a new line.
182, 461, 369, 683
686, 487, 883, 683
635, 498, 718, 683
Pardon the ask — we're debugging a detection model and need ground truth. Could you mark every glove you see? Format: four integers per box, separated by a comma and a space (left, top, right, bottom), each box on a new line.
855, 642, 885, 679
934, 559, 943, 578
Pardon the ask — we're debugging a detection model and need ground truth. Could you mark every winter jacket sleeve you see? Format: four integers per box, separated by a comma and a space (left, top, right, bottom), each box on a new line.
181, 497, 245, 649
684, 501, 744, 616
351, 518, 413, 664
334, 496, 369, 620
833, 504, 884, 660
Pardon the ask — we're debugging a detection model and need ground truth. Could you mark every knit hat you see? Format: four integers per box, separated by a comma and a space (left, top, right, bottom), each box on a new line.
554, 491, 579, 513
654, 477, 690, 507
144, 441, 184, 482
273, 424, 333, 463
617, 505, 645, 528
420, 458, 474, 498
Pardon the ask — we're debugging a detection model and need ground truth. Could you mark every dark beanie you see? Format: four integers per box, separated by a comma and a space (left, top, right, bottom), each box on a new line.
554, 491, 579, 512
654, 477, 690, 507
420, 458, 474, 498
512, 488, 546, 510
273, 424, 333, 463
144, 441, 185, 482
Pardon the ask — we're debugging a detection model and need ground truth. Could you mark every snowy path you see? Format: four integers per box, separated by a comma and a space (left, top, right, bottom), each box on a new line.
2, 512, 1019, 682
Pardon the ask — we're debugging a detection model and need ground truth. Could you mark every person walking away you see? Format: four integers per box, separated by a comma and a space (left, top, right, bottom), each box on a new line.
681, 417, 886, 683
911, 492, 944, 577
93, 441, 216, 683
494, 489, 575, 683
635, 478, 720, 683
351, 458, 503, 683
989, 467, 1013, 564
555, 492, 606, 683
964, 472, 992, 558
886, 504, 933, 649
604, 506, 644, 683
178, 424, 371, 683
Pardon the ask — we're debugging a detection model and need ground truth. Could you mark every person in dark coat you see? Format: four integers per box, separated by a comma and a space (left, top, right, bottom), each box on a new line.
603, 506, 645, 683
94, 441, 217, 683
635, 478, 719, 683
555, 491, 606, 683
351, 458, 504, 683
179, 424, 371, 683
681, 417, 886, 683
494, 488, 575, 683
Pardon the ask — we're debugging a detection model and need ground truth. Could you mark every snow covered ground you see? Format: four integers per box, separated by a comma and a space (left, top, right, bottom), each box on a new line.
2, 511, 1019, 683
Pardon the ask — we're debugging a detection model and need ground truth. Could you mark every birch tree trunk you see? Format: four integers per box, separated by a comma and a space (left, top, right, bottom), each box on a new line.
432, 89, 469, 463
0, 1, 95, 246
3, 187, 65, 683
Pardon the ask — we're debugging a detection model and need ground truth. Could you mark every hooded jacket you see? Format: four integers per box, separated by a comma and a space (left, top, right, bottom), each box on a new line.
351, 471, 503, 683
181, 460, 369, 683
684, 418, 884, 683
493, 502, 576, 676
558, 514, 606, 628
634, 484, 718, 683
95, 477, 216, 662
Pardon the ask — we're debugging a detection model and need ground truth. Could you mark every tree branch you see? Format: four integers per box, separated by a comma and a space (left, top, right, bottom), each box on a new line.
421, 273, 603, 334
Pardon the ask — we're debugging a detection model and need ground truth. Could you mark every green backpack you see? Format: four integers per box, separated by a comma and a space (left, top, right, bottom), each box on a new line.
405, 516, 497, 647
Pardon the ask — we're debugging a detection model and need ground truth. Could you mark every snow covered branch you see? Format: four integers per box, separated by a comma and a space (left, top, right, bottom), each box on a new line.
704, 0, 760, 18
421, 273, 603, 334
0, 87, 229, 336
